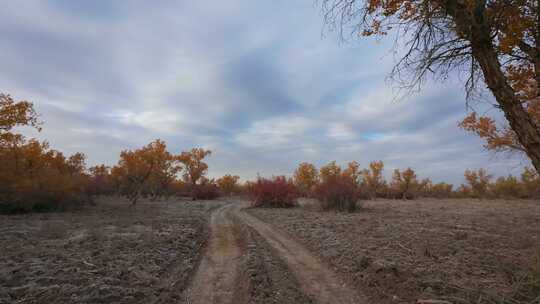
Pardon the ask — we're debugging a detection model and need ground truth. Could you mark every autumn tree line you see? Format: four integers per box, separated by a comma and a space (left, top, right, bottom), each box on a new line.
0, 94, 241, 213
293, 161, 540, 200
248, 161, 540, 212
1, 94, 539, 214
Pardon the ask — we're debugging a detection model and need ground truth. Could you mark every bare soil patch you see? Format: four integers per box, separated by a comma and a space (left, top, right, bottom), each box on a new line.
0, 197, 223, 304
249, 199, 540, 304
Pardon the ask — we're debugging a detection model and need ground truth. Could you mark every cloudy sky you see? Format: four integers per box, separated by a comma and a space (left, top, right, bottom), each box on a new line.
0, 1, 530, 184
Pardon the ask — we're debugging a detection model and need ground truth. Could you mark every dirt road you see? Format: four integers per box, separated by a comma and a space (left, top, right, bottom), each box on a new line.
186, 202, 365, 304
185, 204, 244, 304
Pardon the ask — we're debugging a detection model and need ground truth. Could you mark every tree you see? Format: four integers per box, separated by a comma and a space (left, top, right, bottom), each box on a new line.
362, 161, 385, 199
217, 174, 240, 196
342, 161, 362, 186
0, 93, 41, 141
391, 167, 419, 199
319, 161, 342, 182
88, 165, 114, 196
320, 0, 540, 173
144, 141, 181, 201
0, 94, 91, 213
293, 162, 319, 196
178, 148, 212, 200
464, 168, 492, 198
114, 139, 179, 204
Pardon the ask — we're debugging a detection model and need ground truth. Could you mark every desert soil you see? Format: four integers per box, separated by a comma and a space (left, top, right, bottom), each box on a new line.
249, 199, 540, 304
2, 198, 539, 304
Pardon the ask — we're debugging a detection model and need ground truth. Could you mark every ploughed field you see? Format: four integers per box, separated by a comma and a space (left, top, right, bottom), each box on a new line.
1, 198, 539, 304
0, 198, 224, 304
249, 199, 540, 304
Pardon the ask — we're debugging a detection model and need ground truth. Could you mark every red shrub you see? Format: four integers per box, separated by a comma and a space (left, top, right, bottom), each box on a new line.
249, 176, 298, 207
193, 182, 219, 200
315, 174, 359, 212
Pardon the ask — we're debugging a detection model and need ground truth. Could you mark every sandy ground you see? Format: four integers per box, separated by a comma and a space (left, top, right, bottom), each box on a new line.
249, 199, 540, 304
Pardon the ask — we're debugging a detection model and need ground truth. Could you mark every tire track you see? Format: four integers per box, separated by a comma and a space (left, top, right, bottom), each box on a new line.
185, 204, 244, 304
234, 204, 366, 304
186, 202, 365, 304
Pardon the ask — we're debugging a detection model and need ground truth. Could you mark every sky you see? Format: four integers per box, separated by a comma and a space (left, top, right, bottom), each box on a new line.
0, 1, 531, 184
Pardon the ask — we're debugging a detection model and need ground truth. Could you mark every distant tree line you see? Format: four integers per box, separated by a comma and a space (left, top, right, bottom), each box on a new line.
292, 161, 540, 201
0, 94, 242, 213
1, 93, 538, 214
248, 161, 540, 212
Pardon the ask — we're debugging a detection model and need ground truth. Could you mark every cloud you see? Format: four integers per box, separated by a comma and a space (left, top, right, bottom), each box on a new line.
235, 116, 315, 149
0, 0, 528, 185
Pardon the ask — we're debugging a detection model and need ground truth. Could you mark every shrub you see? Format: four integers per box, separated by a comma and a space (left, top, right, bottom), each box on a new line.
249, 176, 298, 208
193, 182, 219, 200
521, 167, 540, 198
314, 174, 359, 212
491, 175, 522, 198
429, 182, 454, 198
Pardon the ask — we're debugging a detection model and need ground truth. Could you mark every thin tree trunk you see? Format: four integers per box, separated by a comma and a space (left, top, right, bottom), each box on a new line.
130, 188, 141, 205
191, 182, 197, 201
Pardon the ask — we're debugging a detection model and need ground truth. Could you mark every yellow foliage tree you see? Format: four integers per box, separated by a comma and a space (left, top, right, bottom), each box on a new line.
178, 148, 212, 200
217, 174, 240, 196
293, 162, 319, 196
391, 167, 419, 199
342, 161, 362, 186
362, 161, 385, 199
464, 169, 492, 198
113, 139, 180, 204
319, 161, 342, 183
0, 93, 41, 143
0, 93, 90, 212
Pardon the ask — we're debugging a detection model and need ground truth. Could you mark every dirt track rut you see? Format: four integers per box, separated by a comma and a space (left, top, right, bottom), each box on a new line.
185, 204, 243, 304
186, 202, 365, 304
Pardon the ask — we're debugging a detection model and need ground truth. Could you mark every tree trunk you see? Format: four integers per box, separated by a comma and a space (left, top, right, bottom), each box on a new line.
449, 0, 540, 173
130, 188, 141, 205
191, 182, 197, 201
472, 39, 540, 174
